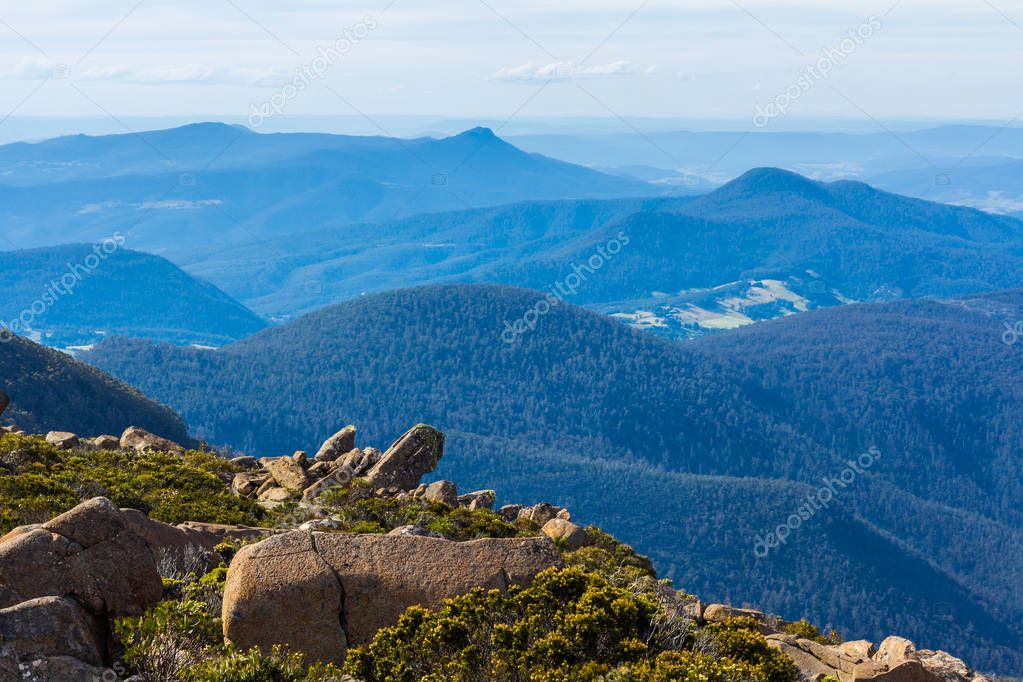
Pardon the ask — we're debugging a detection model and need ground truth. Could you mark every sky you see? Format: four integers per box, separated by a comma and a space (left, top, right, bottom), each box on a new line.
1, 0, 1022, 133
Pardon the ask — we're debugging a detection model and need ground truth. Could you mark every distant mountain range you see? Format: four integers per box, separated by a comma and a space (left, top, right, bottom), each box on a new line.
0, 245, 266, 347
181, 167, 1023, 338
82, 284, 1023, 675
508, 124, 1023, 182
0, 334, 189, 440
0, 124, 656, 255
869, 158, 1023, 218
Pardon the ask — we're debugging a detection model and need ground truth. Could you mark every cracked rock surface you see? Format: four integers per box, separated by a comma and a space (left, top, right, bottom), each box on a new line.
222, 530, 562, 664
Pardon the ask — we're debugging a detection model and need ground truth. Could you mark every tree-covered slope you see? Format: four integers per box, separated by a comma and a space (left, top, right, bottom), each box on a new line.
0, 334, 189, 441
182, 168, 1023, 334
81, 284, 1023, 674
0, 244, 267, 347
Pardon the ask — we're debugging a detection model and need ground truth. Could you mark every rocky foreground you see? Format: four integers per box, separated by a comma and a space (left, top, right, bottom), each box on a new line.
0, 399, 1000, 681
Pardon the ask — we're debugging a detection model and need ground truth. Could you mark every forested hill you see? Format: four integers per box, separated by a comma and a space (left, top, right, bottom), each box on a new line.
82, 284, 1023, 674
688, 291, 1023, 527
82, 284, 824, 475
0, 245, 267, 348
481, 168, 1023, 307
0, 335, 189, 441
182, 168, 1023, 338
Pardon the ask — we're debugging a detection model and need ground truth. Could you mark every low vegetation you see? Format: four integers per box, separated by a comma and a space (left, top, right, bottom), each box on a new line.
0, 436, 804, 680
107, 477, 798, 681
303, 481, 538, 539
0, 433, 266, 532
114, 563, 345, 682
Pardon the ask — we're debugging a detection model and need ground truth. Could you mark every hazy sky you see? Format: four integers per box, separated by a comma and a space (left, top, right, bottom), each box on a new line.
1, 0, 1021, 128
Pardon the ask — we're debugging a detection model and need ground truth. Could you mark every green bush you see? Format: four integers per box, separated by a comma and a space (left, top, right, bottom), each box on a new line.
562, 526, 657, 585
310, 483, 531, 541
186, 646, 344, 682
779, 618, 841, 645
0, 433, 266, 532
606, 649, 775, 681
344, 567, 797, 682
705, 618, 799, 682
115, 567, 342, 681
114, 597, 222, 680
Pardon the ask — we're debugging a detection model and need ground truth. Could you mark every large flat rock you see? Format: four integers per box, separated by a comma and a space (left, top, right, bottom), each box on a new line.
223, 530, 562, 664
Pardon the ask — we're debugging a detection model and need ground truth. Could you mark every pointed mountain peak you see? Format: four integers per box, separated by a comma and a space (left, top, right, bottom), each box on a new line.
457, 126, 498, 139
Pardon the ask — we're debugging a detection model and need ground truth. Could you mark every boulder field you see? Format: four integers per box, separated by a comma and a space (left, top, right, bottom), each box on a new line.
0, 419, 998, 681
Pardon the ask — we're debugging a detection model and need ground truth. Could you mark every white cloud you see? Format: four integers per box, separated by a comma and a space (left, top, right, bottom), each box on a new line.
490, 60, 635, 83
7, 58, 293, 87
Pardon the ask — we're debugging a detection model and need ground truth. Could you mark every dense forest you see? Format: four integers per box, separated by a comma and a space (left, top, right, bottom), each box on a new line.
0, 334, 190, 441
483, 169, 1023, 307
185, 167, 1023, 326
83, 284, 1023, 674
0, 245, 266, 346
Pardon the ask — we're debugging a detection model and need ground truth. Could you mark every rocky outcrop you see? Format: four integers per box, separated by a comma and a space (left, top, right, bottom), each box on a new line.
92, 434, 120, 449
364, 424, 444, 491
0, 596, 104, 666
417, 480, 458, 506
120, 508, 218, 575
0, 498, 163, 617
764, 632, 991, 682
44, 431, 79, 449
119, 426, 185, 455
229, 424, 445, 505
540, 518, 590, 550
223, 531, 562, 664
0, 498, 167, 677
174, 520, 279, 546
313, 425, 357, 462
703, 603, 771, 626
518, 502, 571, 526
0, 422, 998, 682
264, 454, 310, 492
458, 489, 496, 510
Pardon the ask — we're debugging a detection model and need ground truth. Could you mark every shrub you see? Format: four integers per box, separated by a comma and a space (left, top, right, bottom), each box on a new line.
562, 527, 656, 585
309, 483, 529, 541
705, 618, 799, 682
114, 598, 221, 681
0, 433, 266, 533
186, 646, 344, 682
114, 568, 342, 682
344, 567, 656, 682
607, 649, 774, 681
345, 568, 798, 682
780, 618, 841, 645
